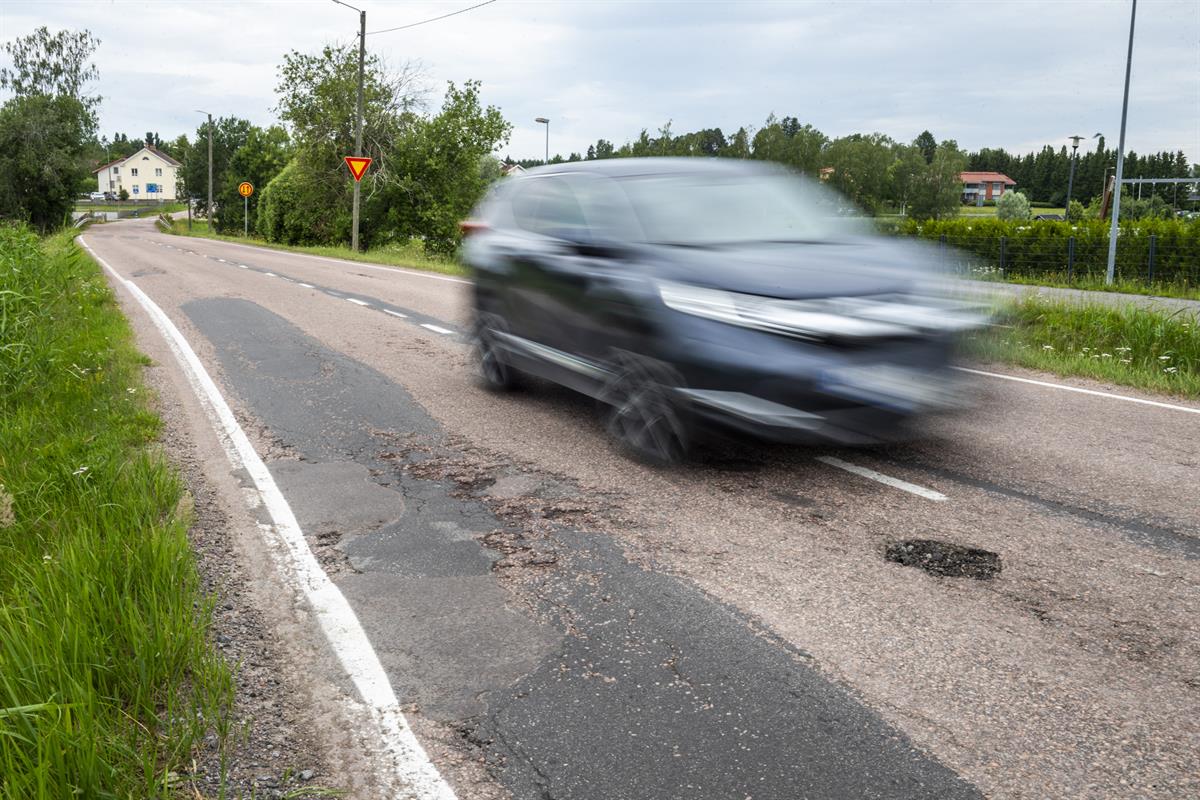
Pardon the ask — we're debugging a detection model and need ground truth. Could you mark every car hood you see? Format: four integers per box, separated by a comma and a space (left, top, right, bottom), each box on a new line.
640, 237, 933, 300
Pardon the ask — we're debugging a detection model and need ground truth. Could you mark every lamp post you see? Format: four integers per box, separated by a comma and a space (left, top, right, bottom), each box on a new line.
195, 110, 212, 229
332, 0, 366, 251
1106, 0, 1137, 285
535, 117, 549, 164
1064, 133, 1102, 221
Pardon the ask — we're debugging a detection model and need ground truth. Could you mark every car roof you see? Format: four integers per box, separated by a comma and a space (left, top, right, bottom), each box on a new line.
518, 157, 783, 180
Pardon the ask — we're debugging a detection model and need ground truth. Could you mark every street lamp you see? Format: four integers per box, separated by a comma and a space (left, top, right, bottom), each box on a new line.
1106, 0, 1137, 285
195, 110, 212, 229
535, 117, 549, 165
1064, 132, 1101, 221
332, 0, 367, 252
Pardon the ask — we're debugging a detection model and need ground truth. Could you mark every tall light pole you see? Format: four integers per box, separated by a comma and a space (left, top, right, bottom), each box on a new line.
333, 0, 366, 251
1063, 133, 1101, 220
1106, 0, 1137, 285
535, 117, 549, 165
195, 110, 213, 229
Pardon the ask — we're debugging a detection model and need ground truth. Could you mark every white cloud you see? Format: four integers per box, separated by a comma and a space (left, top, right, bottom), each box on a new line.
1, 0, 1195, 162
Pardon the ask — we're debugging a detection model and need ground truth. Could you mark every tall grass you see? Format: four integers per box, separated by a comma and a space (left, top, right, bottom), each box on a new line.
965, 295, 1200, 398
0, 227, 232, 796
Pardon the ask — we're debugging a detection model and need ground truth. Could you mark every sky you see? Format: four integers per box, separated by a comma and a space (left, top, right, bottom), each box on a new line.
1, 0, 1197, 164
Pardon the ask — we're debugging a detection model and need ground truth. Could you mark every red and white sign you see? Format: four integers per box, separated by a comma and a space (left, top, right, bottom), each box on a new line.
344, 156, 372, 182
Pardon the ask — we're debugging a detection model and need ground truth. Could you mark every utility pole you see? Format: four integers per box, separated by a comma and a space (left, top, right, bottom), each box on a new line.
536, 117, 550, 165
1106, 0, 1137, 285
353, 8, 365, 251
196, 110, 213, 229
333, 0, 366, 251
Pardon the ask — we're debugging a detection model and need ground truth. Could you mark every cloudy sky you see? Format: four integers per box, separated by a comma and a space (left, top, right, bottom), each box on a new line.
2, 0, 1197, 162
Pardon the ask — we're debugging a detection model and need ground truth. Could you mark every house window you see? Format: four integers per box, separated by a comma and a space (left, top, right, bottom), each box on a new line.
132, 185, 139, 194
131, 168, 138, 176
155, 168, 162, 176
112, 166, 119, 173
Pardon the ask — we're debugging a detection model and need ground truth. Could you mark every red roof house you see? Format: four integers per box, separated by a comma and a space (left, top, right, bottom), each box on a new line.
960, 171, 1016, 203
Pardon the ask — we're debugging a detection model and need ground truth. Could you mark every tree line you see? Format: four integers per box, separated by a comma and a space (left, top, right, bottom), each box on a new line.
509, 119, 1197, 218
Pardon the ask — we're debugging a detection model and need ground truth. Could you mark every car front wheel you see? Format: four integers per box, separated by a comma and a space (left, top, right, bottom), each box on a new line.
598, 355, 690, 466
471, 312, 520, 391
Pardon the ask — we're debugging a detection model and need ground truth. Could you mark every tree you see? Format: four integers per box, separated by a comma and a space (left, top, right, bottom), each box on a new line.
0, 27, 100, 113
908, 140, 967, 219
0, 27, 100, 230
381, 80, 511, 254
887, 144, 926, 216
823, 133, 894, 213
216, 125, 291, 234
914, 130, 937, 164
180, 116, 252, 218
996, 190, 1031, 220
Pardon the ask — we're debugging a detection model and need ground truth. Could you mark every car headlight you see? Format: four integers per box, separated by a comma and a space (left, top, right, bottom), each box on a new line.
657, 281, 915, 340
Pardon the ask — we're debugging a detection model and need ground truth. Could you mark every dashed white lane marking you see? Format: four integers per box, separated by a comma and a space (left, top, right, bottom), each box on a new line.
347, 298, 370, 307
264, 272, 277, 277
238, 264, 249, 269
816, 456, 948, 502
955, 367, 1200, 415
79, 235, 458, 800
177, 236, 471, 285
384, 309, 408, 318
298, 282, 314, 289
420, 323, 455, 335
217, 258, 227, 263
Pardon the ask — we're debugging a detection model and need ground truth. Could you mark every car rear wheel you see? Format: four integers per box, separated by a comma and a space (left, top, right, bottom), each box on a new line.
472, 313, 520, 391
598, 356, 689, 466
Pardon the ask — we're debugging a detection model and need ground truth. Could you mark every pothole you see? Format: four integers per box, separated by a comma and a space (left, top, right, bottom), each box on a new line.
886, 539, 1002, 580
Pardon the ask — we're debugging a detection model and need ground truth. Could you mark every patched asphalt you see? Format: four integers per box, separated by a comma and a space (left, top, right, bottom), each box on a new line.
184, 297, 979, 799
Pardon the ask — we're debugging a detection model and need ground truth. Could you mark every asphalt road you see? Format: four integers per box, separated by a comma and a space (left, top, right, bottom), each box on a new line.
87, 219, 1200, 800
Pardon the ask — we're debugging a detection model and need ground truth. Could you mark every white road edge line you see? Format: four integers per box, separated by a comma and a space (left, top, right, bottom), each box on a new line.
384, 309, 408, 318
420, 323, 455, 335
298, 282, 314, 289
347, 298, 370, 307
954, 366, 1200, 415
177, 236, 471, 285
79, 236, 458, 800
815, 456, 948, 502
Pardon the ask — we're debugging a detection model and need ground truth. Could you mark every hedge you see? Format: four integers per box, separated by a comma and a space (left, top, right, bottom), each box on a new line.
897, 217, 1200, 284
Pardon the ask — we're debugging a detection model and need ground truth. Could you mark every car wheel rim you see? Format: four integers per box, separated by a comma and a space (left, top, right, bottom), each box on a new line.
607, 380, 685, 463
476, 332, 508, 386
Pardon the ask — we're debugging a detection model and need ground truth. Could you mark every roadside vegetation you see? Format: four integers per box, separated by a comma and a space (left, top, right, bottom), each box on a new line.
165, 217, 467, 277
0, 226, 233, 795
966, 295, 1200, 398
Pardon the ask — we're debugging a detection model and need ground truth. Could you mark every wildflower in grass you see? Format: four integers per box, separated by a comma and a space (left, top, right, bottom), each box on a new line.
72, 466, 89, 476
1115, 346, 1132, 353
1101, 353, 1112, 358
1042, 344, 1054, 350
1120, 359, 1132, 364
0, 485, 13, 528
1158, 355, 1172, 361
1164, 367, 1178, 374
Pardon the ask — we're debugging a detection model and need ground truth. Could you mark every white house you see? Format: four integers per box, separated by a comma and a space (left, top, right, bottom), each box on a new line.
94, 146, 182, 200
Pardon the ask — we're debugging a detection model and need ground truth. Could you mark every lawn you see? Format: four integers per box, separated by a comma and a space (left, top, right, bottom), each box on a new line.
0, 227, 233, 795
957, 205, 1066, 217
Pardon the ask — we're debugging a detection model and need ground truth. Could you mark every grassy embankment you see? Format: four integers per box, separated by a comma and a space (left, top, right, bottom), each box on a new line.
974, 272, 1200, 302
966, 295, 1200, 398
0, 227, 232, 795
162, 214, 1197, 399
165, 217, 468, 277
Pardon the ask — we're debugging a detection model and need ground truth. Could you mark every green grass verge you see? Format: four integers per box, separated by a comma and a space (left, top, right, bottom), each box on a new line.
964, 295, 1200, 398
0, 226, 233, 795
166, 218, 468, 278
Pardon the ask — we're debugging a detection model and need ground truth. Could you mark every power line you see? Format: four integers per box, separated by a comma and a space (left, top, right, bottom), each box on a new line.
367, 0, 498, 35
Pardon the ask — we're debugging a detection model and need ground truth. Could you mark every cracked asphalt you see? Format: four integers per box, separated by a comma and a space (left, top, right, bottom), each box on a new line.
87, 218, 1200, 799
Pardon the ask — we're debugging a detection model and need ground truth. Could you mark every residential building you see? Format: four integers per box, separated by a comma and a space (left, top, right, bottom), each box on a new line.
94, 146, 182, 200
960, 171, 1016, 203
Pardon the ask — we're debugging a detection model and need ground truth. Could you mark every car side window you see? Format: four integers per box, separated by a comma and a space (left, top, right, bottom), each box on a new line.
512, 177, 588, 240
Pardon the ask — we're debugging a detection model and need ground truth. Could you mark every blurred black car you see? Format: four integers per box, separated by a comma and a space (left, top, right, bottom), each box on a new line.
462, 158, 985, 464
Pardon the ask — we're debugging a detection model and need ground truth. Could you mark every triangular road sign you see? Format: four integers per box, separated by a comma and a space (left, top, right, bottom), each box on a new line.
344, 156, 372, 181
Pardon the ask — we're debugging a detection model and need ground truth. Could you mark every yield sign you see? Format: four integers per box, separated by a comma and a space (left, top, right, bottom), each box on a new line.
344, 156, 372, 181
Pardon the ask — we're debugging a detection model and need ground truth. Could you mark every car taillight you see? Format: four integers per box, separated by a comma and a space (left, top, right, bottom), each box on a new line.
459, 219, 489, 237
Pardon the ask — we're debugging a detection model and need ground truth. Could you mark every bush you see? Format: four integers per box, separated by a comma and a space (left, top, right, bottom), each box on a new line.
996, 191, 1031, 221
898, 216, 1200, 284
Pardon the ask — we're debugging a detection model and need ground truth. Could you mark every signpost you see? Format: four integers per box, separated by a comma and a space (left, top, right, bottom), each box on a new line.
238, 181, 254, 237
344, 156, 372, 182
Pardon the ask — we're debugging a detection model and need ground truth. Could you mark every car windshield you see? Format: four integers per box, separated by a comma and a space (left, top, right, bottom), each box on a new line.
617, 171, 862, 246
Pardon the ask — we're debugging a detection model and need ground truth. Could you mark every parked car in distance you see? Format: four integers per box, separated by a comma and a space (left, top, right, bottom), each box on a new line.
462, 158, 987, 464
1033, 213, 1065, 221
88, 192, 106, 202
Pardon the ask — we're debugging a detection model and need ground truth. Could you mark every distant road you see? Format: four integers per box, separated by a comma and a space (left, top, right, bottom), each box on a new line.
955, 278, 1200, 317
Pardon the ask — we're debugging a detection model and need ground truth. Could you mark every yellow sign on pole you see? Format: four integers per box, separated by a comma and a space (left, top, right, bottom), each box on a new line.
238, 181, 254, 197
